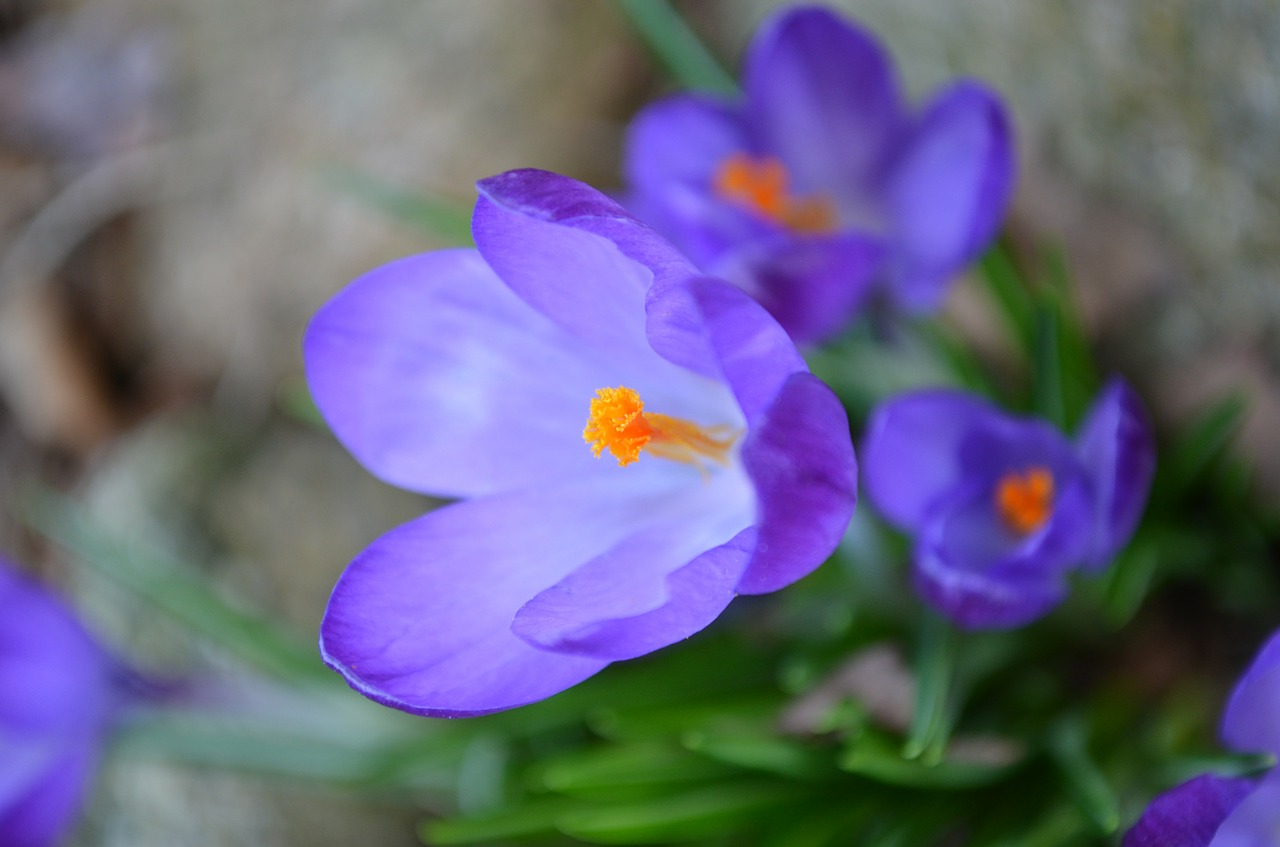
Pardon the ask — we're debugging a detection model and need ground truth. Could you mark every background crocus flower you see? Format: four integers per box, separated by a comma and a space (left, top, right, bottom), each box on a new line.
0, 559, 143, 847
623, 5, 1014, 344
305, 168, 857, 717
1125, 628, 1280, 846
861, 379, 1154, 629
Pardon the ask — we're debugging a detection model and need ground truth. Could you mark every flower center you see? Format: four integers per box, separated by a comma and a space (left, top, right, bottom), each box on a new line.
712, 152, 837, 234
995, 467, 1055, 535
583, 386, 737, 468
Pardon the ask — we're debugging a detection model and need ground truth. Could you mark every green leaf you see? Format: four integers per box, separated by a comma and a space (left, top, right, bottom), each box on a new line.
586, 693, 783, 743
1031, 305, 1068, 429
978, 246, 1036, 357
615, 0, 738, 95
529, 743, 735, 799
1154, 392, 1248, 508
319, 165, 473, 244
554, 781, 802, 844
840, 732, 1016, 790
276, 373, 326, 428
904, 612, 956, 762
682, 730, 834, 780
423, 798, 581, 845
113, 708, 461, 792
22, 488, 329, 684
1047, 717, 1120, 835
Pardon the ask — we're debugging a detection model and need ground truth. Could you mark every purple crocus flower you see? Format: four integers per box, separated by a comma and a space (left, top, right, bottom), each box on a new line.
1, 559, 139, 847
1125, 628, 1280, 847
305, 168, 857, 717
623, 5, 1014, 344
861, 379, 1154, 629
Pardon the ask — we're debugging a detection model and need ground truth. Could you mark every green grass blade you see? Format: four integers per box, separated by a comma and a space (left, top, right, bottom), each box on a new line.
616, 0, 738, 95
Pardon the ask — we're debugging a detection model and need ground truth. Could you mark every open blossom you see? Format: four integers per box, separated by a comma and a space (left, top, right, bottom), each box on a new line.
305, 168, 857, 717
1125, 629, 1280, 847
0, 559, 144, 847
623, 5, 1014, 344
862, 379, 1154, 629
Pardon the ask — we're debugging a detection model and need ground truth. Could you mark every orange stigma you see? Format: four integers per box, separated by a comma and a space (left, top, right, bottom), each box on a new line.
712, 152, 837, 234
995, 467, 1055, 535
583, 386, 737, 469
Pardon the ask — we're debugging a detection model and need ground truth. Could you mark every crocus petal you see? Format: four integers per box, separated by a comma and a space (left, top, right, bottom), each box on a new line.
1123, 774, 1257, 847
1075, 377, 1156, 569
744, 6, 902, 198
306, 249, 633, 498
625, 93, 750, 201
862, 389, 998, 531
884, 81, 1014, 311
321, 470, 745, 717
512, 523, 756, 662
737, 371, 857, 594
0, 742, 95, 847
1222, 629, 1280, 754
676, 277, 807, 423
0, 567, 113, 735
913, 481, 1081, 629
717, 232, 885, 345
1210, 769, 1280, 847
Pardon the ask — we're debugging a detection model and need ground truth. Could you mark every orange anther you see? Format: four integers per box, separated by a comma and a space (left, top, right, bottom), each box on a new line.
712, 152, 837, 235
583, 386, 737, 469
995, 467, 1055, 535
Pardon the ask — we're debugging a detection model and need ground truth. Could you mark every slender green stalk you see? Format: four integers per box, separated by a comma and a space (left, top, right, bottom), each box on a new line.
904, 612, 955, 760
616, 0, 738, 95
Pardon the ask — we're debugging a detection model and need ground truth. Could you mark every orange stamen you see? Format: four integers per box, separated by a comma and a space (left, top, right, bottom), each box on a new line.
995, 467, 1055, 535
712, 152, 837, 234
583, 386, 737, 469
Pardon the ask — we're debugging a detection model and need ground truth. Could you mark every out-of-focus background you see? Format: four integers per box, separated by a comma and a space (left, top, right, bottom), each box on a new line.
0, 1, 1276, 844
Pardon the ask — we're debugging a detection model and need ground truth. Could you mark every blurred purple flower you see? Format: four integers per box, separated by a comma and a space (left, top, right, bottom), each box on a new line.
623, 5, 1014, 344
862, 379, 1154, 629
305, 168, 857, 717
0, 559, 146, 847
1125, 629, 1280, 847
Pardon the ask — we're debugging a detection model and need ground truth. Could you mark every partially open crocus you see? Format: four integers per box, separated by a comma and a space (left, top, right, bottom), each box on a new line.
861, 379, 1154, 629
623, 5, 1014, 344
0, 559, 143, 847
1125, 629, 1280, 846
305, 168, 857, 717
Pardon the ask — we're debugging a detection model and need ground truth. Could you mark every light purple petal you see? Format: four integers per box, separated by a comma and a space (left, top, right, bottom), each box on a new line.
1223, 629, 1280, 754
744, 6, 902, 198
471, 175, 653, 367
0, 565, 114, 735
474, 168, 711, 356
0, 741, 95, 847
624, 93, 750, 199
512, 527, 756, 662
304, 248, 659, 498
1210, 768, 1280, 847
1124, 774, 1256, 847
675, 277, 807, 424
737, 372, 857, 594
862, 389, 999, 531
1075, 377, 1156, 570
884, 81, 1014, 311
321, 470, 741, 717
716, 232, 885, 345
912, 480, 1087, 629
